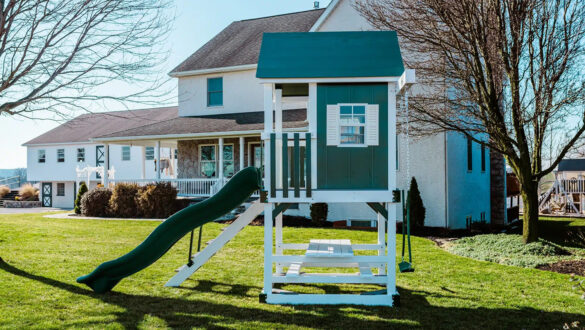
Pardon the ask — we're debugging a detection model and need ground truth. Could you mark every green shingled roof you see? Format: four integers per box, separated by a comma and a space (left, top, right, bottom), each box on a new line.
256, 31, 404, 79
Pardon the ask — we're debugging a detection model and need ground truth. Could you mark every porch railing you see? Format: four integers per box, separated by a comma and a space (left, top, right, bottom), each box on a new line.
0, 176, 22, 190
560, 179, 585, 193
111, 178, 218, 197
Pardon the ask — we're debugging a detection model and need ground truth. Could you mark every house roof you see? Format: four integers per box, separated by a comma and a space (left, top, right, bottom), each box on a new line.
93, 109, 308, 141
170, 9, 325, 75
257, 31, 405, 79
558, 159, 585, 172
23, 107, 178, 145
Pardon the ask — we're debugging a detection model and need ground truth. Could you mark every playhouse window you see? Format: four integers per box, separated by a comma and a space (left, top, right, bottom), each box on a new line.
339, 105, 366, 145
207, 77, 223, 107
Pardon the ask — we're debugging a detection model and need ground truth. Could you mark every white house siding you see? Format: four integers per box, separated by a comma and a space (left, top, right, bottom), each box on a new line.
315, 0, 373, 32
27, 144, 98, 182
446, 132, 491, 229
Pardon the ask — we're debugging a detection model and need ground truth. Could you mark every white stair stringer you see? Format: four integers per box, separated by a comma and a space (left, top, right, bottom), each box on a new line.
165, 201, 264, 287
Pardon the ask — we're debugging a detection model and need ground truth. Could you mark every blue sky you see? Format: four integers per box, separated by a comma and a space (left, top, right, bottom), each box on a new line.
0, 0, 332, 169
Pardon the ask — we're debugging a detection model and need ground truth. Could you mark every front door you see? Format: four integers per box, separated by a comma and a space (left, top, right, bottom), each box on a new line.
96, 145, 105, 179
42, 183, 52, 207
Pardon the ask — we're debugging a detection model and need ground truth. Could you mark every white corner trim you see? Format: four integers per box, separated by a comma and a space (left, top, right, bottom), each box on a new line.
169, 64, 258, 78
310, 0, 342, 32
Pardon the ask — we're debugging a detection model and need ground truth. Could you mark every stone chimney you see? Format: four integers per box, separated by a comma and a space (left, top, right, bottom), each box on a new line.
490, 150, 507, 225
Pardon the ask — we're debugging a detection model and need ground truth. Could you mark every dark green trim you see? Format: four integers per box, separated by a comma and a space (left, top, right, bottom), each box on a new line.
282, 133, 288, 198
294, 133, 300, 198
366, 202, 388, 220
272, 203, 293, 219
270, 133, 276, 198
305, 132, 312, 197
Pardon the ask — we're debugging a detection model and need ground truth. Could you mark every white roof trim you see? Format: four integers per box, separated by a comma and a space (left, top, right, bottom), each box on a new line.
22, 141, 97, 147
309, 0, 341, 32
258, 76, 401, 84
91, 130, 265, 143
169, 64, 257, 78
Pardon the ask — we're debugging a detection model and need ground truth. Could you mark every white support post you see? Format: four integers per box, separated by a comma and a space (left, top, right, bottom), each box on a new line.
388, 82, 397, 191
247, 142, 252, 167
275, 89, 283, 132
274, 88, 283, 189
309, 83, 318, 190
263, 203, 274, 297
239, 137, 245, 172
218, 137, 224, 179
103, 144, 110, 186
155, 141, 161, 180
140, 146, 146, 179
275, 213, 284, 274
264, 84, 274, 134
377, 211, 386, 275
387, 202, 396, 297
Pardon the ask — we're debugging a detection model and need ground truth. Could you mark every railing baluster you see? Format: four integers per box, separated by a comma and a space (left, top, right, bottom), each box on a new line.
282, 133, 288, 198
270, 133, 276, 198
294, 133, 300, 198
305, 132, 312, 197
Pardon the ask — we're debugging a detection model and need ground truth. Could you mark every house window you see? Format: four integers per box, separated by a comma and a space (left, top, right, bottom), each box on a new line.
223, 145, 234, 178
122, 146, 131, 161
57, 149, 65, 163
174, 149, 178, 159
200, 145, 216, 178
145, 147, 154, 160
38, 150, 46, 163
339, 105, 366, 145
77, 148, 85, 162
481, 144, 486, 172
467, 137, 473, 172
57, 183, 65, 196
207, 77, 223, 107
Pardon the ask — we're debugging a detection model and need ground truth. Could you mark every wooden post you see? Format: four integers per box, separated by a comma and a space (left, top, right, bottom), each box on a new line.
294, 133, 300, 198
219, 138, 224, 179
263, 203, 274, 297
282, 133, 288, 198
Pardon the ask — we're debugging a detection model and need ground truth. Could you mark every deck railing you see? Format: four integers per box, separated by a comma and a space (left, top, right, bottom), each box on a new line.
560, 179, 585, 193
111, 178, 218, 197
268, 132, 312, 199
0, 176, 22, 189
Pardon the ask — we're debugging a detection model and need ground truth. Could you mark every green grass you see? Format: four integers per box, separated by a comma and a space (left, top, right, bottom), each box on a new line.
447, 234, 582, 268
1, 214, 584, 329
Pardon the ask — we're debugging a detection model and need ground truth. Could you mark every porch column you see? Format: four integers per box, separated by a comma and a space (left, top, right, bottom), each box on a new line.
140, 146, 146, 179
218, 137, 224, 179
275, 89, 283, 132
103, 143, 110, 186
155, 141, 161, 180
239, 137, 245, 171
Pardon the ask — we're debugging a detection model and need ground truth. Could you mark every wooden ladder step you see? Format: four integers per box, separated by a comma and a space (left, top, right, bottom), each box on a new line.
286, 263, 302, 277
306, 239, 354, 257
359, 263, 373, 277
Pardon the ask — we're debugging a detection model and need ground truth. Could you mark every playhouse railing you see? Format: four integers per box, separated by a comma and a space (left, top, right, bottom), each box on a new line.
268, 132, 312, 199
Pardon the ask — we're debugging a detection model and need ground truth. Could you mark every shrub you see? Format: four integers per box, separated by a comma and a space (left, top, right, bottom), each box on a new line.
407, 177, 426, 228
81, 187, 112, 217
74, 182, 88, 214
135, 182, 177, 218
18, 184, 38, 201
309, 203, 328, 226
109, 183, 140, 218
0, 185, 10, 198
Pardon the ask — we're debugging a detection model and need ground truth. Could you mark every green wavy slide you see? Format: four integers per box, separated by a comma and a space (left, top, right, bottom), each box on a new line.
77, 166, 262, 293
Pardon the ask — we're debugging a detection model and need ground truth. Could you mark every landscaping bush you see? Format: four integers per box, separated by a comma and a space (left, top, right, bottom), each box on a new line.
81, 187, 112, 217
74, 182, 88, 214
407, 177, 426, 228
309, 203, 328, 227
135, 182, 177, 218
0, 185, 10, 198
109, 183, 140, 218
18, 184, 38, 201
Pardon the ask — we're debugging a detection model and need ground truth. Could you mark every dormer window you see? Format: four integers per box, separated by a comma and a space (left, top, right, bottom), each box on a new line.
207, 77, 223, 107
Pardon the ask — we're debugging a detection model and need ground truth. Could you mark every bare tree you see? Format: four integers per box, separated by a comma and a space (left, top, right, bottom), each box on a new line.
0, 0, 173, 120
356, 0, 585, 243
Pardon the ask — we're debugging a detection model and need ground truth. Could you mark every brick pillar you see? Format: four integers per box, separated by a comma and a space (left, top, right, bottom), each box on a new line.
490, 150, 506, 225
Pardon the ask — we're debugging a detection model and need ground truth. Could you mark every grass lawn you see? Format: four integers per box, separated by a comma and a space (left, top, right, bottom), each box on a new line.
1, 213, 584, 329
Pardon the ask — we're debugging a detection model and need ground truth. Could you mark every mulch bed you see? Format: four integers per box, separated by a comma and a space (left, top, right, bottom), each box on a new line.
537, 259, 585, 276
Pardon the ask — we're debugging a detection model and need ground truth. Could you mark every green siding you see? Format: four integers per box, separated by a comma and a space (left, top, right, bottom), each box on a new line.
317, 84, 388, 190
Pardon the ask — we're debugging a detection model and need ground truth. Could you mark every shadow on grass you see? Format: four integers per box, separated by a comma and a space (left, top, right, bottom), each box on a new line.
1, 258, 583, 329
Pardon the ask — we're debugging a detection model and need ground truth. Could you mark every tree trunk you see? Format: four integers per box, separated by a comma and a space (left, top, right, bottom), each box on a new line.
521, 180, 539, 243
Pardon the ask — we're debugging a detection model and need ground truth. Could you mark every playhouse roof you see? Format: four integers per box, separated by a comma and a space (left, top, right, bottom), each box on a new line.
256, 31, 404, 79
558, 159, 585, 172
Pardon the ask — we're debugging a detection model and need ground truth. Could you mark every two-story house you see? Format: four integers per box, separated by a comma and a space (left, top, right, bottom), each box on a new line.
24, 0, 503, 228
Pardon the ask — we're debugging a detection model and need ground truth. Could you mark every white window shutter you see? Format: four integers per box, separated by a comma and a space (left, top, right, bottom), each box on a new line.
326, 104, 340, 146
366, 104, 379, 146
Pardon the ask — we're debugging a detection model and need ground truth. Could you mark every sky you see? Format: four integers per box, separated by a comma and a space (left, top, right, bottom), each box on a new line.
0, 0, 332, 169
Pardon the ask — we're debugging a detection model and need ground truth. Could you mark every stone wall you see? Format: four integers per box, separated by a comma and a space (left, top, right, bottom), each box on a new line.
490, 150, 506, 225
4, 200, 42, 208
177, 137, 261, 178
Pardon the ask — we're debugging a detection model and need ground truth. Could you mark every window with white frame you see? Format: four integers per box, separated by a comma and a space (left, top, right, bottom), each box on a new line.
122, 146, 131, 161
145, 147, 154, 160
57, 149, 65, 162
77, 148, 85, 162
200, 145, 216, 178
57, 183, 65, 196
222, 145, 234, 178
207, 77, 223, 107
38, 150, 46, 163
327, 103, 379, 147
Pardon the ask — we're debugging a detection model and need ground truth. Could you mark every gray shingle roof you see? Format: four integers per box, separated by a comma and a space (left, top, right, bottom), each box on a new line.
170, 9, 325, 74
23, 107, 178, 145
95, 109, 307, 140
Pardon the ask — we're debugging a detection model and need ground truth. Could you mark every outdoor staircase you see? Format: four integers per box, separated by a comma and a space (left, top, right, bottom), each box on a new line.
0, 190, 19, 207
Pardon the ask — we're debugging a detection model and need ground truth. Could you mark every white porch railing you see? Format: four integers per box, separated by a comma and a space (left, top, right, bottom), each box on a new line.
111, 178, 219, 197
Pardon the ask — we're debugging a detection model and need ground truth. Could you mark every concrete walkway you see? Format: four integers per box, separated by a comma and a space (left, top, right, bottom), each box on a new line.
44, 212, 165, 222
0, 207, 66, 214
